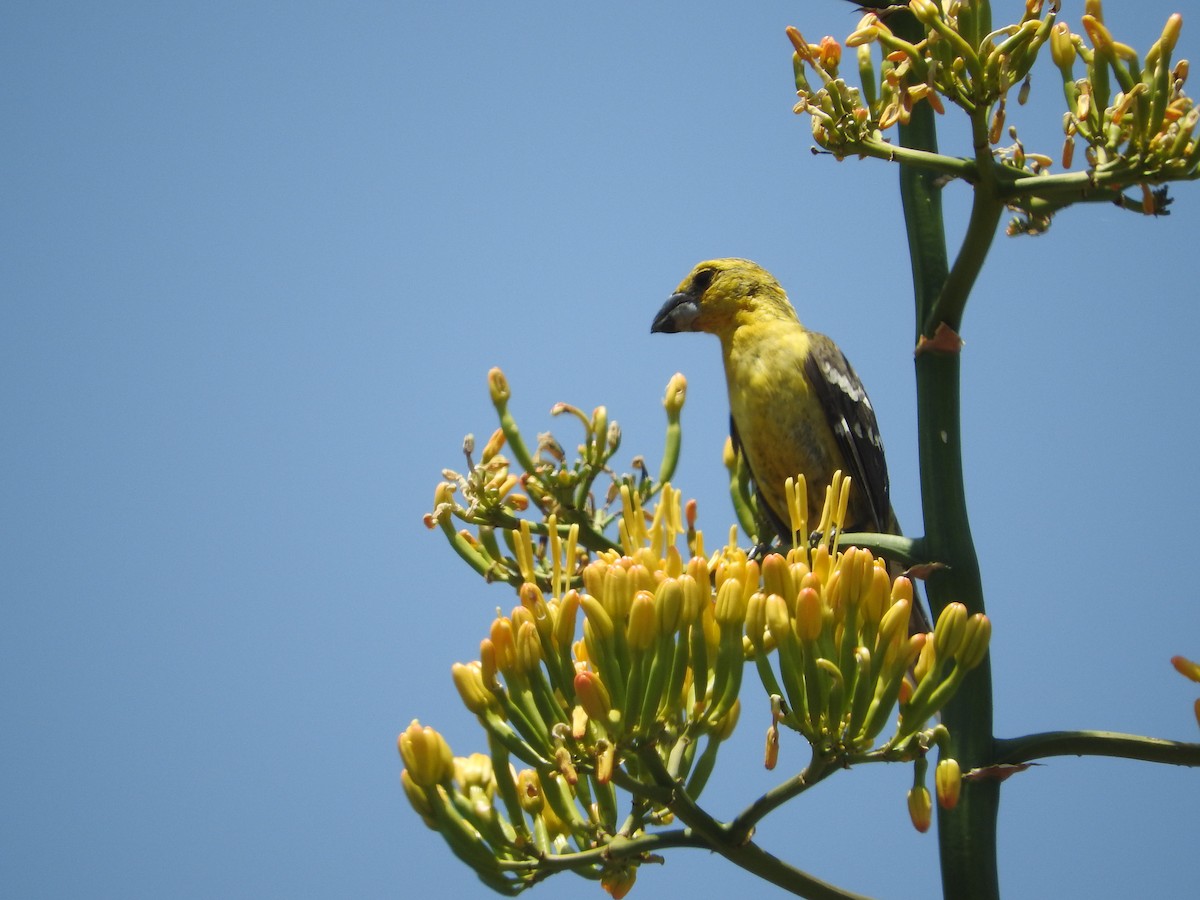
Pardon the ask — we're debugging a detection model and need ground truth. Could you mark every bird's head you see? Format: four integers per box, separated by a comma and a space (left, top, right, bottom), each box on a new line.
650, 258, 797, 341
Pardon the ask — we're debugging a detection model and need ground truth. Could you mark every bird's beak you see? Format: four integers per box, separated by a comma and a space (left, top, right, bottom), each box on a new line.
650, 291, 700, 334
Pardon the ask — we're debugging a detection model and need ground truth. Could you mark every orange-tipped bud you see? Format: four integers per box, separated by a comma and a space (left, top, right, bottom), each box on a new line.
936, 758, 962, 809
1171, 655, 1200, 682
761, 553, 794, 603
765, 723, 780, 770
574, 670, 613, 723
595, 738, 616, 785
601, 864, 637, 900
795, 587, 823, 642
908, 784, 933, 833
819, 36, 842, 70
786, 26, 813, 62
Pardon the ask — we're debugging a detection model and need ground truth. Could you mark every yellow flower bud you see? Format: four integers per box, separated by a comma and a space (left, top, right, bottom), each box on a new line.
480, 427, 506, 463
455, 752, 495, 793
571, 704, 588, 740
489, 616, 517, 675
907, 784, 933, 833
515, 620, 541, 672
626, 590, 658, 651
862, 564, 890, 628
745, 591, 768, 650
579, 593, 614, 641
956, 613, 992, 670
487, 367, 510, 405
603, 565, 633, 620
479, 638, 497, 687
663, 372, 687, 417
655, 576, 685, 634
761, 553, 794, 603
574, 670, 612, 723
765, 592, 792, 644
909, 0, 939, 26
451, 661, 496, 715
595, 738, 616, 784
709, 698, 741, 741
515, 768, 544, 814
590, 405, 607, 443
715, 575, 747, 626
400, 769, 436, 829
678, 571, 706, 625
398, 719, 454, 788
1050, 22, 1075, 69
933, 602, 968, 660
794, 586, 823, 642
936, 757, 962, 810
914, 633, 937, 684
601, 864, 637, 899
878, 597, 911, 649
786, 26, 813, 62
764, 723, 780, 770
1171, 655, 1200, 682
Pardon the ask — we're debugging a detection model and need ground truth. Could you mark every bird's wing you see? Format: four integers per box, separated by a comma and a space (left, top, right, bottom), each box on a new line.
803, 333, 891, 532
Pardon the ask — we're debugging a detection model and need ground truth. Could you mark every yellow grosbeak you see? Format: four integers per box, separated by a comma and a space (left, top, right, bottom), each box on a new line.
651, 257, 899, 544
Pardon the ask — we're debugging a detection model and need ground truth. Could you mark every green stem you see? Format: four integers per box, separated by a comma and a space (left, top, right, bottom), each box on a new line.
512, 827, 701, 873
890, 9, 1000, 899
725, 754, 837, 843
993, 730, 1200, 766
622, 749, 874, 900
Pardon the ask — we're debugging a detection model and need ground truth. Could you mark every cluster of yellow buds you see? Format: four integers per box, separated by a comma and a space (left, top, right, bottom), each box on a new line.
748, 540, 988, 758
746, 472, 988, 798
789, 2, 1058, 158
404, 483, 749, 895
404, 478, 991, 891
425, 369, 687, 590
1050, 5, 1196, 184
406, 376, 992, 889
787, 1, 1198, 234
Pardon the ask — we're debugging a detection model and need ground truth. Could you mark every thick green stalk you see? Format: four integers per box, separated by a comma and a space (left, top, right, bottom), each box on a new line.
889, 9, 1000, 899
994, 730, 1200, 767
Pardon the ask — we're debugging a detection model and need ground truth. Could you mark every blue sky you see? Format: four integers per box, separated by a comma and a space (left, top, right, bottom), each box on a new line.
4, 2, 1199, 898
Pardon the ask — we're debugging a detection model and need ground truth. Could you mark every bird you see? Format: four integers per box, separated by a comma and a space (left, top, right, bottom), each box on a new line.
650, 257, 899, 547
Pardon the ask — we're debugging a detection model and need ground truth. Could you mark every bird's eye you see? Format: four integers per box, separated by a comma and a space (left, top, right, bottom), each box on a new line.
691, 268, 715, 293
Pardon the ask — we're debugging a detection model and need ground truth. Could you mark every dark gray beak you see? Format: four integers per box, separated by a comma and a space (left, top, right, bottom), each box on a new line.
650, 291, 699, 334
